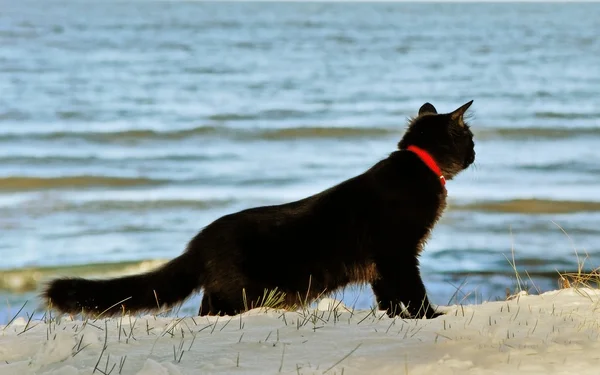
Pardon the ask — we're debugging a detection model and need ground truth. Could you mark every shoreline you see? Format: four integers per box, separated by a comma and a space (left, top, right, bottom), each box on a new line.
2, 288, 600, 374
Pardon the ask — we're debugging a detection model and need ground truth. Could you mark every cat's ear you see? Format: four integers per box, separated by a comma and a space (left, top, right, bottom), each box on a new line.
449, 100, 474, 127
418, 102, 437, 116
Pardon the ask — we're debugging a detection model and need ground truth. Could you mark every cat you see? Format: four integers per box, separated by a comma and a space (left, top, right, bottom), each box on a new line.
42, 100, 476, 320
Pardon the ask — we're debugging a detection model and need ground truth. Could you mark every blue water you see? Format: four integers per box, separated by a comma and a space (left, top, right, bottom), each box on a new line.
1, 1, 600, 322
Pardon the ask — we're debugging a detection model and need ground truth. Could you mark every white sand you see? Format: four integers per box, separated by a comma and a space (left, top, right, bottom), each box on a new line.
2, 289, 600, 375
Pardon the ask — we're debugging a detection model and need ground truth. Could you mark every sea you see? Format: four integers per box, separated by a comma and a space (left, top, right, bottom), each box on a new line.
1, 1, 600, 323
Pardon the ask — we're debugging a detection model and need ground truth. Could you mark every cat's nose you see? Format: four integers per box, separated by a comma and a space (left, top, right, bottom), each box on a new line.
464, 151, 475, 167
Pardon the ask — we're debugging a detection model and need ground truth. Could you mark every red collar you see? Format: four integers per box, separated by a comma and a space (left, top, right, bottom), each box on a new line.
406, 145, 446, 186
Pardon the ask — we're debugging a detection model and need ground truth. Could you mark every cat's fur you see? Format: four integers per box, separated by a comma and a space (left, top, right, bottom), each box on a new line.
43, 100, 476, 319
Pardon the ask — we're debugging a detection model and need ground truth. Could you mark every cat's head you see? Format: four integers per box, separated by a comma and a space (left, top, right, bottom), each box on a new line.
398, 100, 476, 180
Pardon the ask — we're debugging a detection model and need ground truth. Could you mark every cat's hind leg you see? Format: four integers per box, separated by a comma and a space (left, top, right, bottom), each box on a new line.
198, 286, 284, 316
198, 292, 239, 316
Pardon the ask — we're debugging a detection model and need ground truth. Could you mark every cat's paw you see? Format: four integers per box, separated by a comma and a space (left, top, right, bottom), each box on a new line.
427, 311, 445, 319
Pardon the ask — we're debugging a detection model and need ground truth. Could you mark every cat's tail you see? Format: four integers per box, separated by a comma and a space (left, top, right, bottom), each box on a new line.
42, 250, 203, 317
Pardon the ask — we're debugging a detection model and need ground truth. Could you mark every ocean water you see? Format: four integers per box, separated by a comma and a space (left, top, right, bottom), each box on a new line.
1, 1, 599, 323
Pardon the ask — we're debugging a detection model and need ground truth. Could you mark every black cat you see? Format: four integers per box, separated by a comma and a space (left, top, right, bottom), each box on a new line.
43, 100, 476, 319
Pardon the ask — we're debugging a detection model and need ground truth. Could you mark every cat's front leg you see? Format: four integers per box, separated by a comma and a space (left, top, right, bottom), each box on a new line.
199, 293, 211, 316
371, 256, 441, 319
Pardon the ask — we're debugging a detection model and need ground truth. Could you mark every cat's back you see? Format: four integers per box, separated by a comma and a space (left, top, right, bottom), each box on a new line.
197, 172, 375, 253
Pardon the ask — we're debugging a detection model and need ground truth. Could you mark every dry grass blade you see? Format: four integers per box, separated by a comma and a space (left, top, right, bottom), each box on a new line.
96, 297, 133, 319
559, 267, 600, 290
552, 220, 600, 293
503, 225, 525, 295
323, 343, 362, 373
3, 300, 28, 331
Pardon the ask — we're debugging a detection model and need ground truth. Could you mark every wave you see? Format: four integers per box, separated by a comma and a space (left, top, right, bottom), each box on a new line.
55, 110, 94, 120
0, 176, 166, 191
4, 198, 235, 213
0, 125, 398, 143
1, 123, 598, 144
256, 126, 395, 140
182, 66, 240, 75
207, 109, 317, 122
0, 259, 169, 293
535, 111, 600, 120
0, 154, 235, 164
452, 199, 600, 214
0, 109, 29, 121
0, 174, 306, 193
436, 269, 568, 279
45, 126, 221, 141
474, 127, 600, 140
516, 161, 600, 174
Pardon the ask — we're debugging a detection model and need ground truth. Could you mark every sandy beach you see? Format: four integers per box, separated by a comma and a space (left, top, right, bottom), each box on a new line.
2, 288, 600, 375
